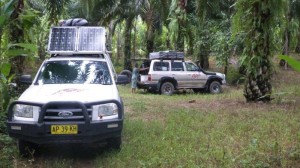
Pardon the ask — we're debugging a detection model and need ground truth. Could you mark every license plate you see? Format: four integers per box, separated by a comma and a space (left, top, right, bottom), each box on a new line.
51, 125, 78, 134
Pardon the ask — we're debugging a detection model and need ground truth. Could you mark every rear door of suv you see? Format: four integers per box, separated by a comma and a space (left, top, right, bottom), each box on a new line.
150, 60, 171, 83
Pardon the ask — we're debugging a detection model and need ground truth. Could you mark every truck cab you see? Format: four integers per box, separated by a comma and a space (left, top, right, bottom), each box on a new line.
7, 26, 128, 156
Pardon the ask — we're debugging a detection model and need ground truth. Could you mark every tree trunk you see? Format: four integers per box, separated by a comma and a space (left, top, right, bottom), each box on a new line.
199, 52, 209, 70
282, 30, 290, 55
176, 21, 184, 51
196, 48, 209, 70
187, 29, 194, 56
124, 17, 133, 71
146, 20, 155, 57
107, 21, 115, 52
295, 31, 300, 53
243, 1, 272, 102
9, 0, 24, 76
116, 30, 122, 65
176, 0, 186, 52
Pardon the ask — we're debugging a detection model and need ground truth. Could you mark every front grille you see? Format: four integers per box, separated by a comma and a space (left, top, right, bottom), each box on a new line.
43, 104, 92, 122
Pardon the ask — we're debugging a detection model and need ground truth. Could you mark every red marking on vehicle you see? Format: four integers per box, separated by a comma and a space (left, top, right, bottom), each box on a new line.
52, 88, 84, 95
191, 74, 200, 79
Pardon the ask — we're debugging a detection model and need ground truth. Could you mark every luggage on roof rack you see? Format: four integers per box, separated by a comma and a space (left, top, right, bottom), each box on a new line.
59, 18, 88, 26
149, 51, 184, 60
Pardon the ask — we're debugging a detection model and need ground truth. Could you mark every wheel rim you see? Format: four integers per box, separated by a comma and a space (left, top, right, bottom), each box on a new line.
211, 83, 220, 93
162, 84, 173, 94
163, 85, 171, 93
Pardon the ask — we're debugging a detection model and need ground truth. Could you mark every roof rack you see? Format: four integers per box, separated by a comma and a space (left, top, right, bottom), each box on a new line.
47, 27, 106, 55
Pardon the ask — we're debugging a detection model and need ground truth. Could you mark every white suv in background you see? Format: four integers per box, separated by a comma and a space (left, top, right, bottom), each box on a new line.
138, 54, 226, 95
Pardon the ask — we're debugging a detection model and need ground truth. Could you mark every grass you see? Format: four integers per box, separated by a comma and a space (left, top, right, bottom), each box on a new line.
1, 67, 300, 167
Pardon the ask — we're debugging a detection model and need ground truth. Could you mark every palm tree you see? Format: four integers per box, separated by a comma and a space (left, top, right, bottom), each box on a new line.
168, 0, 187, 51
41, 0, 71, 24
77, 0, 137, 70
233, 0, 284, 102
192, 0, 233, 70
282, 0, 300, 55
9, 0, 25, 75
139, 0, 170, 56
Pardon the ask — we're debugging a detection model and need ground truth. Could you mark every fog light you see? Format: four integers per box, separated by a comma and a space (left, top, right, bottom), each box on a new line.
107, 123, 118, 128
11, 126, 21, 130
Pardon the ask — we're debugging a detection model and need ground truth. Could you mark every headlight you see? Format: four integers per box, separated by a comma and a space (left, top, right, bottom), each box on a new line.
13, 104, 40, 120
92, 103, 118, 120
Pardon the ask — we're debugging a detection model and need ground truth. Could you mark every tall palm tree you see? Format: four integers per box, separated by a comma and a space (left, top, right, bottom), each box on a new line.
9, 0, 24, 75
282, 0, 300, 55
78, 0, 145, 70
233, 0, 284, 102
140, 0, 170, 56
168, 0, 187, 51
193, 0, 226, 69
41, 0, 71, 24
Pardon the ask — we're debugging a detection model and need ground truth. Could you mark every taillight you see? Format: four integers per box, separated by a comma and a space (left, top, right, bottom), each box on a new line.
148, 74, 152, 81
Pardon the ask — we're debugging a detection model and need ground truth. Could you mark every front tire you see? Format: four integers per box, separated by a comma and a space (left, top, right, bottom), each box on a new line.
209, 81, 222, 94
160, 82, 175, 95
18, 140, 39, 157
107, 136, 122, 150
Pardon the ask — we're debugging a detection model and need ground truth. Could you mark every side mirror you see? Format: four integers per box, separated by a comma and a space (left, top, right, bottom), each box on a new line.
20, 75, 32, 85
116, 75, 130, 85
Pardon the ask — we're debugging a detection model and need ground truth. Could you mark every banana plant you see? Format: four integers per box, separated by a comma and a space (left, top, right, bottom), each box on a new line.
0, 0, 16, 111
0, 0, 37, 111
279, 55, 300, 72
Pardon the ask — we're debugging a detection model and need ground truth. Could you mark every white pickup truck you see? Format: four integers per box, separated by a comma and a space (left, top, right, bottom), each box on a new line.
6, 26, 129, 156
137, 51, 226, 95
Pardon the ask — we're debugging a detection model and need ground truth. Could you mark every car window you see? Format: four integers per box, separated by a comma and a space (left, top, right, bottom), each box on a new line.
153, 61, 169, 71
185, 62, 199, 71
171, 62, 184, 71
37, 60, 112, 85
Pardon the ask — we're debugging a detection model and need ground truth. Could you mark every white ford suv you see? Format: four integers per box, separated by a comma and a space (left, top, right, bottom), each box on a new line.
6, 26, 128, 156
138, 51, 226, 95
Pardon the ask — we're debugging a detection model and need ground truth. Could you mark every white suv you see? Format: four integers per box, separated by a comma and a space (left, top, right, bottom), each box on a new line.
138, 58, 226, 95
6, 26, 128, 156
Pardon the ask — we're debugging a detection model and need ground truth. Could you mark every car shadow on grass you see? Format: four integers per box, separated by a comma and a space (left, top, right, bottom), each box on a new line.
26, 143, 117, 167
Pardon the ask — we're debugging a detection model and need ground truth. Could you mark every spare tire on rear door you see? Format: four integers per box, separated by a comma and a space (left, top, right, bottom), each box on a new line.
120, 70, 132, 83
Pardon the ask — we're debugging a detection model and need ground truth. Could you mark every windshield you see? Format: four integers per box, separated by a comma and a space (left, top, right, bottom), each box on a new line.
36, 60, 112, 85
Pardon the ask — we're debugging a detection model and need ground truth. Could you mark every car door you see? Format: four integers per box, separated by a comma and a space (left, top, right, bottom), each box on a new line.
150, 60, 171, 83
170, 61, 185, 88
184, 62, 207, 88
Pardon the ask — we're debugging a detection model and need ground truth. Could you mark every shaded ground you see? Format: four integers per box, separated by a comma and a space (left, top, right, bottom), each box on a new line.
14, 144, 110, 168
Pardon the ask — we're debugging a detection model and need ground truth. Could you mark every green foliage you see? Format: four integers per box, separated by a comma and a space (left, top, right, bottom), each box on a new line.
40, 0, 71, 24
233, 0, 285, 102
0, 133, 16, 168
0, 0, 16, 28
0, 63, 12, 111
0, 0, 38, 112
279, 55, 300, 72
226, 67, 244, 86
153, 26, 169, 51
